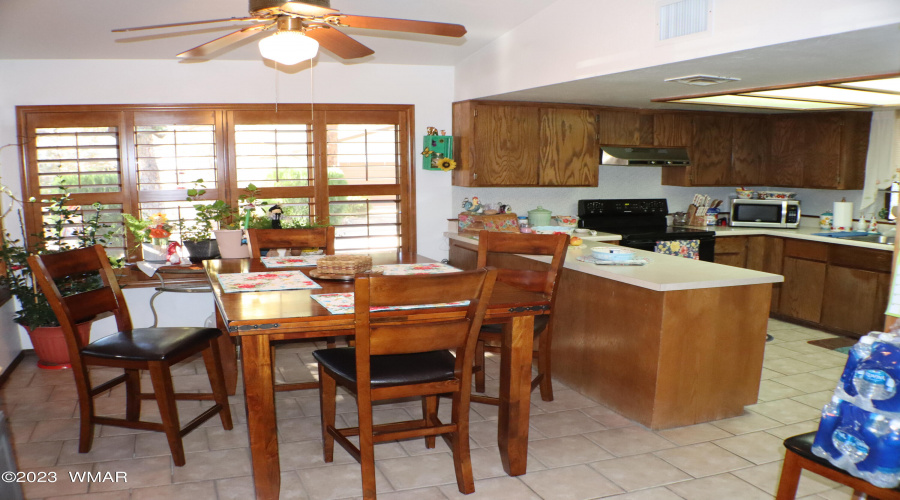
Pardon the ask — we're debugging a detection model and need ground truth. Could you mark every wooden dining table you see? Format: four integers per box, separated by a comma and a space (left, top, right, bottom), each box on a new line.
204, 253, 551, 500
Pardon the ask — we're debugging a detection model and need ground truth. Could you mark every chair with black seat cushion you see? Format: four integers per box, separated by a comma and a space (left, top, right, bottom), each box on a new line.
247, 226, 335, 259
27, 245, 232, 467
314, 267, 497, 500
472, 230, 568, 402
776, 432, 900, 499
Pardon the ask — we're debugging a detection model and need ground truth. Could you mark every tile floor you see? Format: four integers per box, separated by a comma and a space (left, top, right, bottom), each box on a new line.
0, 319, 859, 499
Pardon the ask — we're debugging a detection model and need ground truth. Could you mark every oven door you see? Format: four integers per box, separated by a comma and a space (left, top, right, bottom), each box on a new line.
620, 234, 716, 262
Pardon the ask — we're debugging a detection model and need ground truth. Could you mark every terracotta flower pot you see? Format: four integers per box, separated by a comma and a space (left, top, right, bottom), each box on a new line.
25, 321, 93, 370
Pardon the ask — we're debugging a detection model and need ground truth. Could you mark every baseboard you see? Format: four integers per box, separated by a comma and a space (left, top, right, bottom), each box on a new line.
0, 350, 30, 389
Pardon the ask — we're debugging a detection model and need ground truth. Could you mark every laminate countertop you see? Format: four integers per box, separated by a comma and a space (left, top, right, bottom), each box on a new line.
446, 232, 783, 292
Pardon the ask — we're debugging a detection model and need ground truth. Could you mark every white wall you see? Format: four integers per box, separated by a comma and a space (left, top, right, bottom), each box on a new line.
0, 58, 456, 357
454, 0, 900, 100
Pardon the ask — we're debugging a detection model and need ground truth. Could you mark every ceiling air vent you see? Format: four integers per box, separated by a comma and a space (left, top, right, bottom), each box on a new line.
664, 75, 741, 86
659, 0, 710, 40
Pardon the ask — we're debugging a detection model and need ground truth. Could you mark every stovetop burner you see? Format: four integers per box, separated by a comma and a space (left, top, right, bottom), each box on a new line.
577, 198, 716, 239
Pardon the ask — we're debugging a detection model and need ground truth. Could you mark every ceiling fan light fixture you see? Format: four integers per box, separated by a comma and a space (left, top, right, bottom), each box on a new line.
258, 30, 319, 65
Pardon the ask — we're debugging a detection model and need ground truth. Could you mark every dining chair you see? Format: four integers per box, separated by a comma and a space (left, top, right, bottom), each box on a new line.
247, 226, 343, 373
246, 226, 335, 258
776, 432, 900, 499
314, 267, 497, 500
27, 245, 233, 467
473, 230, 569, 402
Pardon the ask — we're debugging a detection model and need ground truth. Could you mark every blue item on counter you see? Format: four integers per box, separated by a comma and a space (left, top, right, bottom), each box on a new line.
812, 398, 900, 487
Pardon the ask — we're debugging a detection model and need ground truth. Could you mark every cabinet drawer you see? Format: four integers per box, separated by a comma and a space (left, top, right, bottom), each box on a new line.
829, 245, 892, 273
784, 239, 828, 261
715, 237, 747, 254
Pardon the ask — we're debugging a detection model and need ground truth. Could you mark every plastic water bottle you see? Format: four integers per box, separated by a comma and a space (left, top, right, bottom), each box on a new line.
840, 335, 877, 398
870, 419, 900, 488
813, 396, 844, 458
854, 369, 898, 401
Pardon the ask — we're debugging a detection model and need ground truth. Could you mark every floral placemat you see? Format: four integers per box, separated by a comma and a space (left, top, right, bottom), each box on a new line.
371, 263, 461, 275
218, 271, 322, 293
261, 255, 325, 268
311, 293, 468, 315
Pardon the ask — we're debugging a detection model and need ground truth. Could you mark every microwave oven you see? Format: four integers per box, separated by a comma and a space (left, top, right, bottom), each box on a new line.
730, 199, 801, 228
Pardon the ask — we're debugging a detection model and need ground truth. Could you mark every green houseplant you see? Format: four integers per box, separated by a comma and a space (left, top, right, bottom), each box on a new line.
215, 183, 268, 258
179, 179, 234, 262
0, 184, 115, 368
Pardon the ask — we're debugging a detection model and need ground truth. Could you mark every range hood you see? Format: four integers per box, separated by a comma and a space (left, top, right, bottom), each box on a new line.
600, 146, 690, 166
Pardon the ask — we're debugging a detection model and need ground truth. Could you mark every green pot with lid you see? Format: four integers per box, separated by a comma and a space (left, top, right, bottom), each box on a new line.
527, 206, 552, 227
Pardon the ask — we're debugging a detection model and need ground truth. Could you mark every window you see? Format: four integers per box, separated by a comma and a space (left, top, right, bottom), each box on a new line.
17, 105, 416, 259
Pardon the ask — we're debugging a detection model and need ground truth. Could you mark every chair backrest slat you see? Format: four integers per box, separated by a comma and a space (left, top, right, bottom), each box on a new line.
476, 231, 569, 298
353, 268, 497, 380
247, 227, 335, 259
28, 245, 133, 353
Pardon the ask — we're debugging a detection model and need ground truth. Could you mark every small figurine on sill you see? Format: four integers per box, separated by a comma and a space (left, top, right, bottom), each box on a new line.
469, 196, 483, 214
268, 204, 284, 229
498, 203, 511, 214
166, 241, 182, 265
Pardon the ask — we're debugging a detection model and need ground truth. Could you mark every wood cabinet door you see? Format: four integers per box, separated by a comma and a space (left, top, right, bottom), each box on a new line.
802, 114, 843, 189
690, 114, 733, 185
539, 108, 599, 186
821, 265, 888, 336
732, 115, 767, 186
471, 104, 540, 186
714, 236, 747, 267
768, 116, 806, 188
597, 109, 649, 145
653, 113, 692, 147
779, 256, 826, 323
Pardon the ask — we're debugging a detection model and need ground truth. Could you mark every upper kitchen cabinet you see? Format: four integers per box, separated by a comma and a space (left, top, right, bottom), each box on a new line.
768, 111, 871, 190
661, 113, 733, 186
596, 109, 652, 146
452, 101, 598, 187
731, 115, 768, 186
652, 112, 692, 147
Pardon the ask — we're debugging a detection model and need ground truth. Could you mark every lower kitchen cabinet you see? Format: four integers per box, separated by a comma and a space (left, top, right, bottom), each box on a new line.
716, 235, 890, 337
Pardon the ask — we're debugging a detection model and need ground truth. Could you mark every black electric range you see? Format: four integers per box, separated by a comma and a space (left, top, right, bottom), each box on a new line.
577, 198, 717, 261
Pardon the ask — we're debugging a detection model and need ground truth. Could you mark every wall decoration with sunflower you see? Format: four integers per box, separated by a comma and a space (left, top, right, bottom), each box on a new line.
421, 131, 455, 171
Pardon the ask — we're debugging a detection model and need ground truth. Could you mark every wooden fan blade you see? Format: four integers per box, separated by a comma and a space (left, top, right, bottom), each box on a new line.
277, 2, 339, 17
113, 17, 261, 33
177, 24, 271, 58
306, 27, 374, 59
337, 15, 466, 37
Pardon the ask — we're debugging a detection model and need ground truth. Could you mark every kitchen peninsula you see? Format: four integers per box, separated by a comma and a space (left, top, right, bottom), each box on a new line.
447, 233, 783, 430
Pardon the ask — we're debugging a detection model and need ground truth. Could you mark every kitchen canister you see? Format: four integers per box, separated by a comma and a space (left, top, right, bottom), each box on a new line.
527, 206, 552, 227
833, 200, 853, 231
819, 211, 833, 230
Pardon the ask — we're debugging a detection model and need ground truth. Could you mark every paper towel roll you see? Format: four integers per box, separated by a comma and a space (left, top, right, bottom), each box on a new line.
833, 201, 853, 231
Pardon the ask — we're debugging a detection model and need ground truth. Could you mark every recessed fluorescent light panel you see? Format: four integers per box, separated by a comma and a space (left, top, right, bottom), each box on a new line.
671, 95, 862, 110
657, 73, 900, 110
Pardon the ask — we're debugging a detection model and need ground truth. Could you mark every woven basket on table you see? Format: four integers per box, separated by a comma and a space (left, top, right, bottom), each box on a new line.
315, 255, 372, 275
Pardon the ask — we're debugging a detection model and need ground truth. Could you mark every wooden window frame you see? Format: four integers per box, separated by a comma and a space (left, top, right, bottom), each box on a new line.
16, 104, 417, 258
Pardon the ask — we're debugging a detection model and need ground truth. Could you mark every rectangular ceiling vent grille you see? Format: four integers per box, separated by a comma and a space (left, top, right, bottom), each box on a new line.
659, 0, 709, 40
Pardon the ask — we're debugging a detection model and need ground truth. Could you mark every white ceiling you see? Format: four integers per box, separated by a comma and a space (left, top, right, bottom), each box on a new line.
1, 0, 898, 111
0, 0, 559, 65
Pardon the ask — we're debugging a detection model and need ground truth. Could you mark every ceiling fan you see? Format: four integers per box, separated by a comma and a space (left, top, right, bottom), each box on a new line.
113, 0, 467, 65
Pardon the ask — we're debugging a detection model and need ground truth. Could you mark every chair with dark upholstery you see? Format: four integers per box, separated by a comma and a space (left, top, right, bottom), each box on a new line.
27, 245, 232, 467
472, 230, 569, 402
776, 432, 900, 499
314, 267, 497, 500
247, 226, 335, 258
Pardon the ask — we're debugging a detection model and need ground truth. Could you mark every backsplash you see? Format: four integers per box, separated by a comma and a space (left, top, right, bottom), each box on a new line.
450, 165, 868, 220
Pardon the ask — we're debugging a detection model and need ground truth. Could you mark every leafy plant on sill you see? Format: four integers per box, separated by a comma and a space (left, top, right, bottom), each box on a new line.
179, 179, 236, 242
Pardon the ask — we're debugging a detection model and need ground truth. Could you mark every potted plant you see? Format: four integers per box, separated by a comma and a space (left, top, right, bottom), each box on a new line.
0, 185, 115, 368
179, 179, 233, 262
215, 183, 267, 259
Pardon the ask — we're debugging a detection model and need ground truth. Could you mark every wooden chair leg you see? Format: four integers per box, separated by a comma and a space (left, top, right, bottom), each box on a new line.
474, 340, 486, 393
74, 366, 95, 454
449, 390, 475, 494
357, 388, 378, 500
148, 361, 185, 467
319, 364, 336, 463
537, 331, 553, 401
124, 369, 142, 421
775, 449, 803, 500
423, 396, 438, 449
326, 338, 336, 349
202, 340, 233, 430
